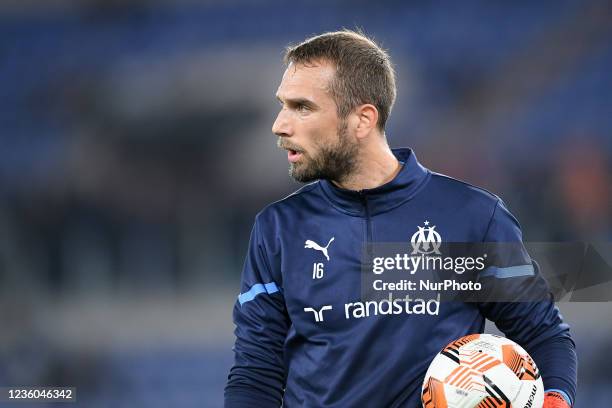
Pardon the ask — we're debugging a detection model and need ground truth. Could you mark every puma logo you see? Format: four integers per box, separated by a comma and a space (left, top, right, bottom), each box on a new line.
304, 237, 335, 261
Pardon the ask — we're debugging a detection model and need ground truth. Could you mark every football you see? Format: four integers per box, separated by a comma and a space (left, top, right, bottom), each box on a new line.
421, 334, 544, 408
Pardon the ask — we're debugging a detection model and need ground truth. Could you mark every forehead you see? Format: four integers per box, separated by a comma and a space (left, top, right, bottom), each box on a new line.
276, 60, 336, 101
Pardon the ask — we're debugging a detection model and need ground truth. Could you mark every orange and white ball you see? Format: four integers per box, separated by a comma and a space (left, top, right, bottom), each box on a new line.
422, 334, 544, 408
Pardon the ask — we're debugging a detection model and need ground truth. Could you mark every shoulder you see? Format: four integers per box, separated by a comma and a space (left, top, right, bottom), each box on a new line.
427, 171, 503, 211
427, 172, 524, 239
425, 172, 510, 235
429, 172, 500, 202
255, 181, 322, 226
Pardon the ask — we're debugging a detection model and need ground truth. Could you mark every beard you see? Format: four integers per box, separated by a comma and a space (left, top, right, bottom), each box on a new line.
282, 121, 360, 184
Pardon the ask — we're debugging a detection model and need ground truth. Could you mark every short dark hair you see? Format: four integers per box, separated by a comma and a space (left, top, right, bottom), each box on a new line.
284, 29, 396, 131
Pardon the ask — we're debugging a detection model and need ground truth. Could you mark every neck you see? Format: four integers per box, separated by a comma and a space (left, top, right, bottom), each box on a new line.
332, 142, 401, 191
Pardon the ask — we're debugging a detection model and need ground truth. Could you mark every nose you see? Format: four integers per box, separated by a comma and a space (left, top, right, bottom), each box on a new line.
272, 108, 292, 138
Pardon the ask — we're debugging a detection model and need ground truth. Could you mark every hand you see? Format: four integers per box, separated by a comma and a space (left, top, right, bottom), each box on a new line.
543, 391, 570, 408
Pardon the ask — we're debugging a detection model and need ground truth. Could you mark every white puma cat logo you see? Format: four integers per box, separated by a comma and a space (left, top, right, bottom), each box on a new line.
304, 237, 335, 261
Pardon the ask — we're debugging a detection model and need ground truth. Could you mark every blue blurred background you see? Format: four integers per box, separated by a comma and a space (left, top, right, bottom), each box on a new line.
0, 0, 610, 407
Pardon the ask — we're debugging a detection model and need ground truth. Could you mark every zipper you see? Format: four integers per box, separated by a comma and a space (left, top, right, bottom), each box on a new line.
361, 193, 373, 243
360, 192, 373, 264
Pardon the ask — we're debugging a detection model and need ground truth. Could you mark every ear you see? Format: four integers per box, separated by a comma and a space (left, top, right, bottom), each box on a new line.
353, 104, 379, 139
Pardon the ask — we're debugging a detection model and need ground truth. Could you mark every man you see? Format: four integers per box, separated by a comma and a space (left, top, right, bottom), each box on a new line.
225, 30, 576, 407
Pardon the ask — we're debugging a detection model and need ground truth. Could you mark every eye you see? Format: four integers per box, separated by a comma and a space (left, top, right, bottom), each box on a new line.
296, 103, 309, 112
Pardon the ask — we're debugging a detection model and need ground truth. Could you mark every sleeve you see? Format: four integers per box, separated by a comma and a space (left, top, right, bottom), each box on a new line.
224, 215, 290, 408
477, 199, 577, 406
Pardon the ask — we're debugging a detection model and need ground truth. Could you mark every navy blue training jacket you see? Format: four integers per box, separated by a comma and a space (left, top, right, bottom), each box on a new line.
225, 148, 577, 407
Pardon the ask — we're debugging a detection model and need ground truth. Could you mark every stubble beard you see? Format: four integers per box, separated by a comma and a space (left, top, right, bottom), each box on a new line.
288, 121, 359, 184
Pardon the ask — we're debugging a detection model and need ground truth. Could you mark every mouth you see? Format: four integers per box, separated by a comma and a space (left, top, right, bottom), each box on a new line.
287, 149, 303, 163
279, 141, 304, 163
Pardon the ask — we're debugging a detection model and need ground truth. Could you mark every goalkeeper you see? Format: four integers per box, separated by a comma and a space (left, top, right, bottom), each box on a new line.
224, 30, 577, 407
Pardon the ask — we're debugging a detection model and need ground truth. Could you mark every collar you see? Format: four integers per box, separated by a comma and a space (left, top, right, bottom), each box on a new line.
319, 148, 430, 216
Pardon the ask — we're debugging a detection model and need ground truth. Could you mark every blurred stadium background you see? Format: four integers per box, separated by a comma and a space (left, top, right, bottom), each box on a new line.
0, 0, 610, 407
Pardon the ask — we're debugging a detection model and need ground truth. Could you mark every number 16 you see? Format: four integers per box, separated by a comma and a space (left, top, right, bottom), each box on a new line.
312, 263, 324, 279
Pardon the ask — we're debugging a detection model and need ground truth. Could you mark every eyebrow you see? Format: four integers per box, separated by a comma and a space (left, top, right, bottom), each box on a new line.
276, 95, 318, 109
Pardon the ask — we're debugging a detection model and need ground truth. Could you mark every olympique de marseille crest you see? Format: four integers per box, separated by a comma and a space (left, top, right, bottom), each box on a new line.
410, 221, 442, 255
